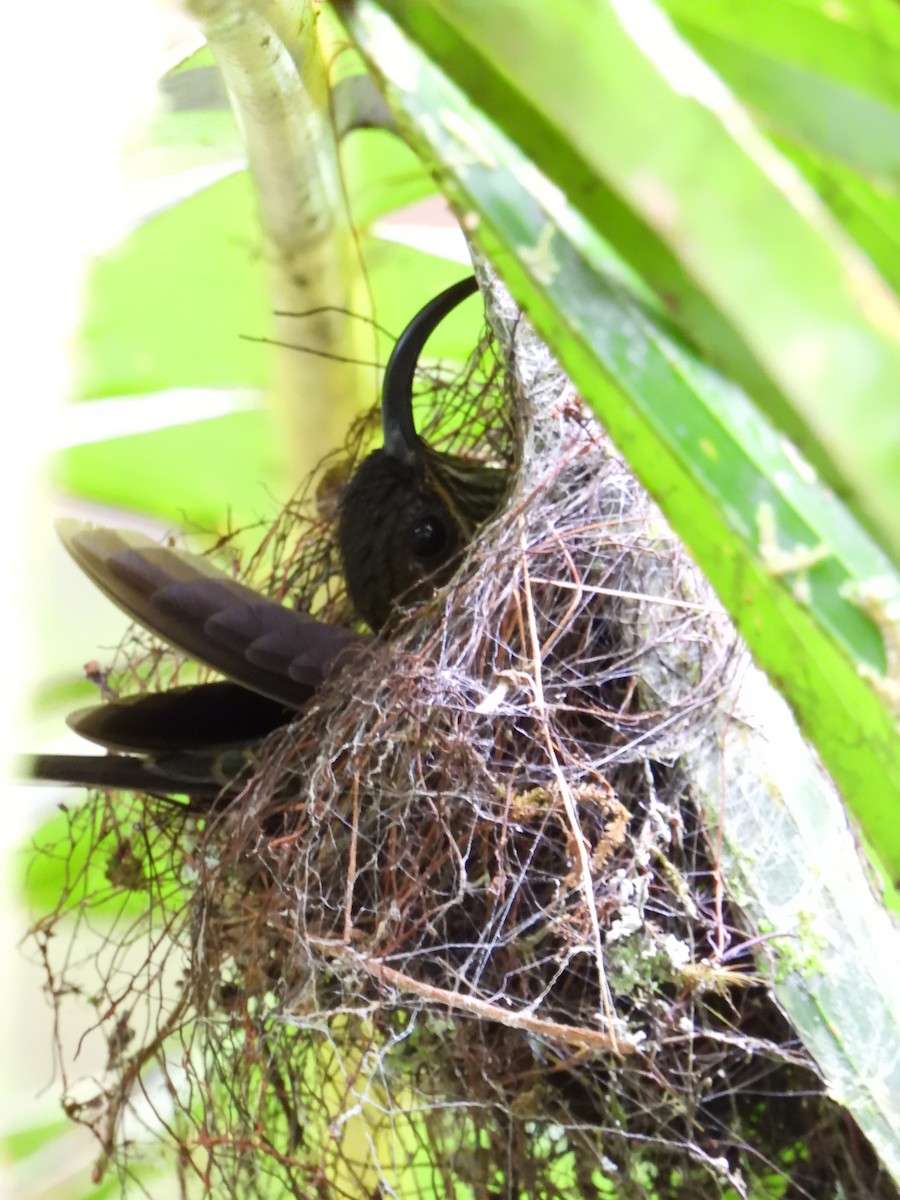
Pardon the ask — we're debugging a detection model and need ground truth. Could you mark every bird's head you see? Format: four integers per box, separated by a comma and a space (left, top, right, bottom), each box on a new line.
338, 449, 463, 631
338, 277, 508, 632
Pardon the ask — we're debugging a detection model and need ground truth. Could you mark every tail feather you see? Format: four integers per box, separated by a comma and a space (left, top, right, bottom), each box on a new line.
17, 752, 245, 804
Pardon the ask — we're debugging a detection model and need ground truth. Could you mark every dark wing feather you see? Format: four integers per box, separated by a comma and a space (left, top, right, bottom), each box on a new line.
67, 681, 296, 753
57, 520, 365, 706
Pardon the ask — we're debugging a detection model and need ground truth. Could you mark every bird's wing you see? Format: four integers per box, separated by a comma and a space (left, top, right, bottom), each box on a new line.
67, 680, 297, 753
58, 520, 365, 707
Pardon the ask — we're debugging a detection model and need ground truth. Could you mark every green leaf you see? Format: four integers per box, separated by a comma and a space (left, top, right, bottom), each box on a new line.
341, 126, 437, 226
338, 2, 900, 884
18, 803, 168, 917
773, 136, 900, 295
56, 410, 279, 531
691, 670, 900, 1185
0, 1116, 71, 1162
75, 173, 270, 401
144, 49, 246, 178
660, 0, 900, 179
345, 0, 900, 564
62, 168, 301, 529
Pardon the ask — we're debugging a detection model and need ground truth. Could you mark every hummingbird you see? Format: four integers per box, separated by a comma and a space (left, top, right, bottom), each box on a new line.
18, 276, 508, 804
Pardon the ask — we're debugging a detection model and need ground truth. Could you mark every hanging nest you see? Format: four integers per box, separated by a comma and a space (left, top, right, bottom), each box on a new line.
29, 286, 895, 1200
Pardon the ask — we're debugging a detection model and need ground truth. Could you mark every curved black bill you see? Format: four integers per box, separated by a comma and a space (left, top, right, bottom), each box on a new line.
380, 275, 479, 465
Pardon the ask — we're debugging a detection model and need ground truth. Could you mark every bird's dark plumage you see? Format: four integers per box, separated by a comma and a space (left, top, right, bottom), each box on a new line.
58, 522, 361, 706
21, 275, 508, 802
17, 524, 365, 803
339, 275, 507, 630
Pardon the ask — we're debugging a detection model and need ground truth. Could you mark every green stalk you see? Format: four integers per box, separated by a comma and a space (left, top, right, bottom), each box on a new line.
185, 0, 370, 475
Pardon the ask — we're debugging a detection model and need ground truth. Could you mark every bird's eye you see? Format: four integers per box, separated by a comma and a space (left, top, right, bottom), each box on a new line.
410, 515, 451, 561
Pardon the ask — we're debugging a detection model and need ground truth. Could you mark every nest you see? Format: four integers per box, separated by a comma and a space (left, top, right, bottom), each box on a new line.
29, 290, 894, 1200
